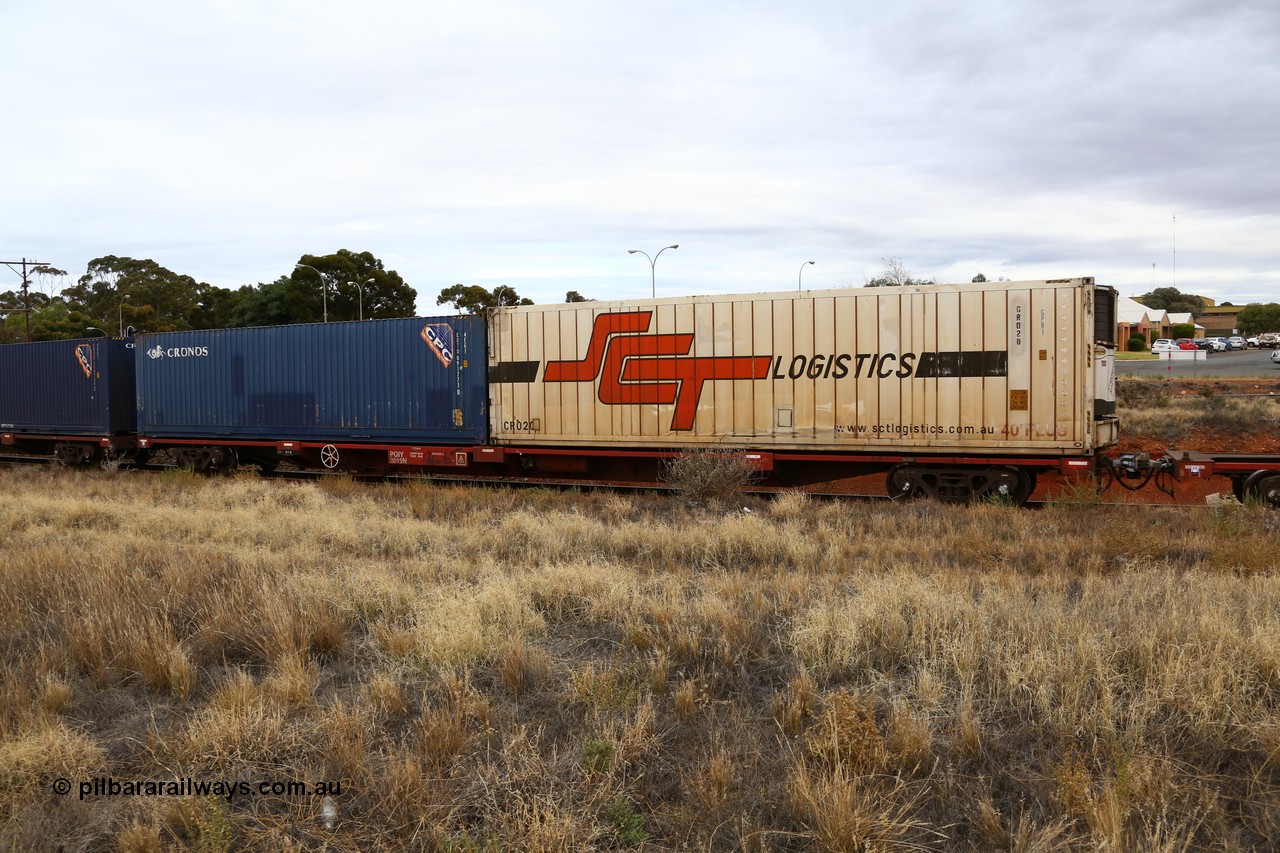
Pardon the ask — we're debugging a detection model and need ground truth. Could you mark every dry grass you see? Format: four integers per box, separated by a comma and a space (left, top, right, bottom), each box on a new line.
1, 456, 1278, 850
1117, 378, 1280, 444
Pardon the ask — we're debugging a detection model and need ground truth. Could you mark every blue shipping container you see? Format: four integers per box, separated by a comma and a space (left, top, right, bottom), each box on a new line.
136, 317, 488, 444
0, 337, 137, 435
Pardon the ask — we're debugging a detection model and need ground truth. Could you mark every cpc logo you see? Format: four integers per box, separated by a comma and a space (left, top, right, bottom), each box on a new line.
543, 311, 771, 431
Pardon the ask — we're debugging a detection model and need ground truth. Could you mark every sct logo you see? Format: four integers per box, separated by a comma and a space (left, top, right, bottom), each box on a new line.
543, 311, 771, 431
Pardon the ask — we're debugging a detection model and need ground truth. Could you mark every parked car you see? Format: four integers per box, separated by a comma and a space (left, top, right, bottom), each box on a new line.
1174, 338, 1199, 350
1259, 332, 1280, 349
1273, 349, 1280, 365
1201, 337, 1228, 352
1247, 336, 1260, 347
1228, 336, 1248, 350
1151, 339, 1179, 354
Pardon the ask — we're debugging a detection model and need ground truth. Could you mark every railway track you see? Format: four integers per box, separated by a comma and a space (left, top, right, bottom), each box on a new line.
1, 450, 1268, 509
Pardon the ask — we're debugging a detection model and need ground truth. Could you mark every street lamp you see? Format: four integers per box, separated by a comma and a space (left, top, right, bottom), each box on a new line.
493, 284, 515, 307
295, 263, 328, 322
345, 277, 375, 321
118, 297, 129, 336
86, 327, 108, 337
798, 260, 815, 292
627, 244, 679, 299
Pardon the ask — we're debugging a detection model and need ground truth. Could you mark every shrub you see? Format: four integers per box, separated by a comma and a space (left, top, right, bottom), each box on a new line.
1127, 335, 1148, 352
603, 797, 648, 848
660, 449, 760, 506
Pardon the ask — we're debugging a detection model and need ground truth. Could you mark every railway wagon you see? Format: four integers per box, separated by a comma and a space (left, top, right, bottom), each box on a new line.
484, 278, 1118, 501
134, 316, 487, 472
0, 336, 137, 465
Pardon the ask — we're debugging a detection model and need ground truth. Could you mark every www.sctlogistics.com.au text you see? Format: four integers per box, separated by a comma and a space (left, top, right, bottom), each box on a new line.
56, 777, 342, 802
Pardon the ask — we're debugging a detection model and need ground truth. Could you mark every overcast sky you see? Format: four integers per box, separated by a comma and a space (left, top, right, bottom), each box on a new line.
3, 0, 1277, 311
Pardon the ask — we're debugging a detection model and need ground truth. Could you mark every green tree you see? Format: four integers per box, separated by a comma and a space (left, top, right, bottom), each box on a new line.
1236, 303, 1280, 335
189, 283, 248, 329
0, 289, 53, 312
971, 273, 987, 283
2, 298, 96, 341
229, 278, 311, 328
291, 250, 417, 322
1135, 287, 1207, 316
436, 284, 533, 314
61, 256, 206, 334
565, 290, 592, 303
1170, 323, 1195, 339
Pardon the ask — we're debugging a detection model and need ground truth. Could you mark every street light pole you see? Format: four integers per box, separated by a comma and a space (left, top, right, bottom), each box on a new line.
346, 277, 375, 321
627, 244, 679, 299
295, 264, 328, 322
798, 260, 815, 292
118, 297, 128, 336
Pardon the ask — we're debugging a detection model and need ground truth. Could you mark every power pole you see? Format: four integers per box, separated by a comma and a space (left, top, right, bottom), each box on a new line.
2, 258, 51, 341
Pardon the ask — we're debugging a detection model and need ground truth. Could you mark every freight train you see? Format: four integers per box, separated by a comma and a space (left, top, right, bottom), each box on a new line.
2, 277, 1276, 506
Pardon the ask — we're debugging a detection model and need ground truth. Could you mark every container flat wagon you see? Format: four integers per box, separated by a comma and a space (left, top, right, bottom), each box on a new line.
135, 316, 487, 473
0, 336, 137, 465
483, 278, 1119, 502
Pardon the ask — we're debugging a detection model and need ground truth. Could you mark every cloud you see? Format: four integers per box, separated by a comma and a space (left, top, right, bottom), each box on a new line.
2, 0, 1277, 307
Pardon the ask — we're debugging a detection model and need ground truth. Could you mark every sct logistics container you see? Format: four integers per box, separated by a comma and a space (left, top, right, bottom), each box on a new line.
487, 277, 1119, 456
0, 336, 138, 464
135, 316, 487, 471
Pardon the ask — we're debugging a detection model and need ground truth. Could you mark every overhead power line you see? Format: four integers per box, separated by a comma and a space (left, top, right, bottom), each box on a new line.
1, 257, 51, 341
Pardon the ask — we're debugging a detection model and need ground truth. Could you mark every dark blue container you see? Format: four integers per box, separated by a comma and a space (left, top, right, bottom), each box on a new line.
0, 337, 137, 435
136, 316, 488, 444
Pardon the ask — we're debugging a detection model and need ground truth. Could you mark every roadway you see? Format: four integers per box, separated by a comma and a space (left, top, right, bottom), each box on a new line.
1116, 348, 1280, 378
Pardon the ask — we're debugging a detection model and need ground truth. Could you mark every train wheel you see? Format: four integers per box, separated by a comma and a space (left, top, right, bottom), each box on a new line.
886, 464, 926, 500
1245, 473, 1280, 508
320, 445, 341, 469
54, 443, 98, 467
208, 447, 238, 474
973, 466, 1034, 506
173, 448, 199, 472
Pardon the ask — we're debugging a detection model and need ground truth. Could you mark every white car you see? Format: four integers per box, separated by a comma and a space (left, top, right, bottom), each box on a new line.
1201, 337, 1227, 352
1229, 336, 1248, 349
1151, 339, 1178, 354
1272, 349, 1280, 365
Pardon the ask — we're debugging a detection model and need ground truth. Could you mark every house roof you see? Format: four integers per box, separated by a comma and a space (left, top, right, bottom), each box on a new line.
1118, 295, 1157, 324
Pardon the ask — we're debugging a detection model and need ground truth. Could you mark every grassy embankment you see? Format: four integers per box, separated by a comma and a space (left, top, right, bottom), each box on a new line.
1117, 377, 1280, 448
1, 385, 1279, 851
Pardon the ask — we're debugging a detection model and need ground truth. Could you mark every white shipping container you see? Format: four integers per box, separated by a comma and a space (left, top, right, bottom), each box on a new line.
487, 278, 1118, 456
